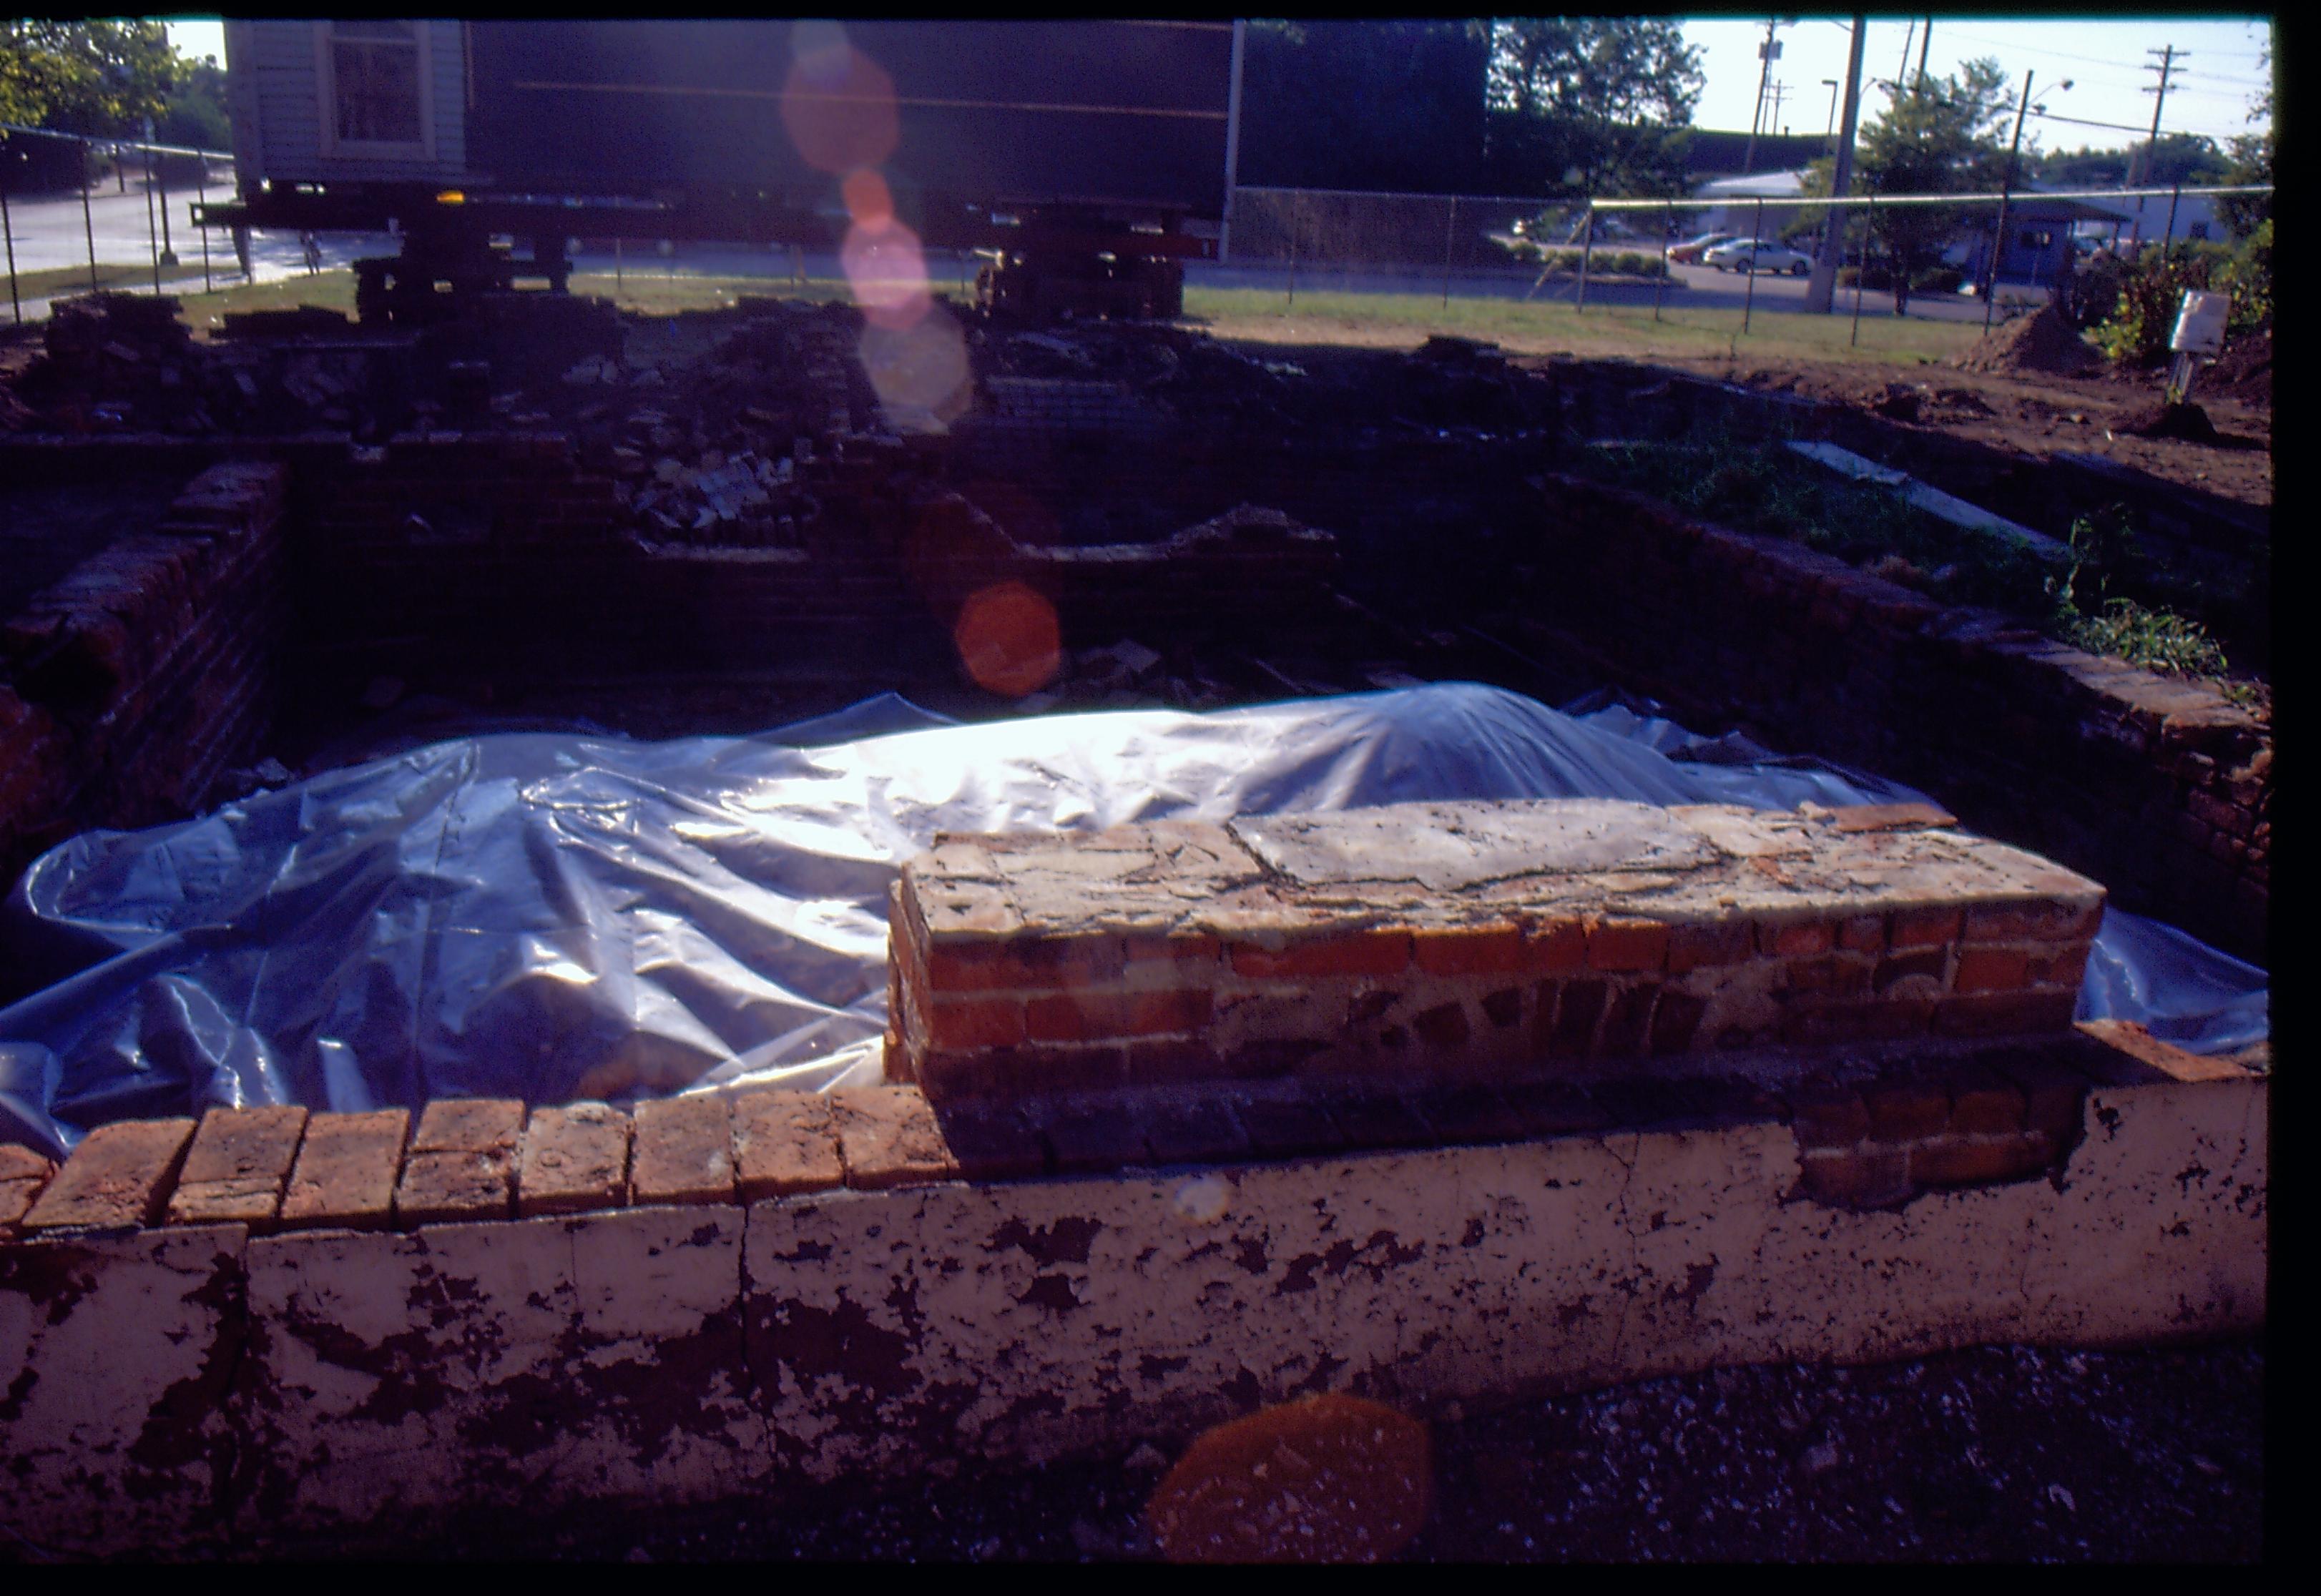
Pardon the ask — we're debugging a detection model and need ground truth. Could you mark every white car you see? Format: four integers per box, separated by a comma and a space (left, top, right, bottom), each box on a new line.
1702, 240, 1815, 276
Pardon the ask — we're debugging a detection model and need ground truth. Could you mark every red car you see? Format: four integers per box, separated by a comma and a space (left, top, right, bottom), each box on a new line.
1665, 232, 1740, 264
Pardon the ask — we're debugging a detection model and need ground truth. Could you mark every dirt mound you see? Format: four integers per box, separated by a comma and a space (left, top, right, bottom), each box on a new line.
1955, 300, 2100, 377
2200, 327, 2271, 408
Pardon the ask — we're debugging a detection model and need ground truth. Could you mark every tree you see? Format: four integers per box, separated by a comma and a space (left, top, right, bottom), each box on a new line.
154, 57, 230, 152
2034, 134, 2229, 190
1482, 18, 1704, 200
2219, 25, 2273, 240
1801, 58, 2013, 315
1, 20, 180, 134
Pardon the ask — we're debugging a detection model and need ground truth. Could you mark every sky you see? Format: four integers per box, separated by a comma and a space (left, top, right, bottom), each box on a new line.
162, 15, 2275, 150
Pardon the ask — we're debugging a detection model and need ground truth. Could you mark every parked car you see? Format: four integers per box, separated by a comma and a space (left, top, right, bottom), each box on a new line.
1665, 232, 1739, 264
1702, 239, 1814, 275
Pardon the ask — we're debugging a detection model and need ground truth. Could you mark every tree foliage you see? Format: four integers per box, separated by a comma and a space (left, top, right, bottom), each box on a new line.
154, 57, 230, 152
1800, 59, 2013, 315
2219, 24, 2273, 240
2034, 134, 2229, 190
1, 19, 181, 134
1481, 17, 1704, 199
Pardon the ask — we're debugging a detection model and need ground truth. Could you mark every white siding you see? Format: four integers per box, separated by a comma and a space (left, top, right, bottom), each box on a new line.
235, 20, 469, 185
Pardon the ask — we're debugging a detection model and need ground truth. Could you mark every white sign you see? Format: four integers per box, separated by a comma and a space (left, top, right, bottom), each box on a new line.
2170, 290, 2230, 356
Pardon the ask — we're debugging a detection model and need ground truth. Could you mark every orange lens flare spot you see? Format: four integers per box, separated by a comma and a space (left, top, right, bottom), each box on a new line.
952, 581, 1062, 699
1146, 1394, 1433, 1564
841, 217, 933, 330
841, 168, 894, 229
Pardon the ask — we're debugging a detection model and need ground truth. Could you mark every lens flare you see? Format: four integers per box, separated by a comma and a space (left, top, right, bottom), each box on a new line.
842, 216, 933, 330
1145, 1394, 1434, 1564
780, 42, 900, 175
952, 581, 1062, 698
841, 168, 894, 229
859, 306, 971, 430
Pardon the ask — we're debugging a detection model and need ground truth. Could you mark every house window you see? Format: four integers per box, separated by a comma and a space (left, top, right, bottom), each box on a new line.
320, 21, 430, 154
2018, 228, 2055, 251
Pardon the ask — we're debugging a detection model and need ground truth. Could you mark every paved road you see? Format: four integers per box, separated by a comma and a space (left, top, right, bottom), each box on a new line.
4, 180, 2048, 329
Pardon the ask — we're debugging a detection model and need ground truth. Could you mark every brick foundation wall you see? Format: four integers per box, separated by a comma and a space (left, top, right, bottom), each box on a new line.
1514, 473, 2269, 963
0, 462, 288, 892
0, 1018, 2264, 1551
888, 800, 2104, 1104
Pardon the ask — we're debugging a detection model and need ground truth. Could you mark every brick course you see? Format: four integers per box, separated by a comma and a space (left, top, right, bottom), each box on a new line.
890, 799, 2105, 1103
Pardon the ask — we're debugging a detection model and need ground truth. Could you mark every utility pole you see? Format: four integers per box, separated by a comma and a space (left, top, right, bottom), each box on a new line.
1806, 14, 1867, 315
2130, 44, 2184, 246
1745, 17, 1784, 174
1986, 69, 2035, 333
1915, 17, 1933, 95
1767, 81, 1791, 141
1895, 19, 1915, 99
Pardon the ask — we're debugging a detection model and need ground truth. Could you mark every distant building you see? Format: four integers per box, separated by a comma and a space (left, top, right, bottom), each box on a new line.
1945, 189, 2133, 287
1691, 168, 1812, 237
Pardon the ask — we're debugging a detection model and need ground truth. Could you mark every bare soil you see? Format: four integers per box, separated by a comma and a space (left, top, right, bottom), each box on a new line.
187, 1337, 2263, 1563
1665, 352, 2272, 511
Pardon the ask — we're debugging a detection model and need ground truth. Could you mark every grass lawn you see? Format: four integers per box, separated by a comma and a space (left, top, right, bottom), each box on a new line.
1180, 285, 1987, 368
8, 260, 220, 300
158, 268, 1982, 372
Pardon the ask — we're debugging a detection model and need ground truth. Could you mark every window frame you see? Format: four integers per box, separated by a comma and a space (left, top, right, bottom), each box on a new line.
315, 19, 435, 160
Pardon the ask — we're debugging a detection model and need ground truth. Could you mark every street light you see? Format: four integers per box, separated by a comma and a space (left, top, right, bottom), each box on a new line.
1822, 79, 1841, 141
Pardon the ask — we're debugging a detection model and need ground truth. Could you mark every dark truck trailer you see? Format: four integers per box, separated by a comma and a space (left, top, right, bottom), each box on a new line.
201, 19, 1242, 323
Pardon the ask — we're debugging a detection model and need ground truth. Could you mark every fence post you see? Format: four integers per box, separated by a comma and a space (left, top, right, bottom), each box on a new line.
1575, 205, 1595, 313
1742, 195, 1762, 335
614, 235, 624, 290
2164, 182, 2182, 247
2, 149, 18, 325
1287, 195, 1300, 310
81, 140, 100, 293
196, 165, 212, 292
1850, 201, 1866, 348
1654, 200, 1669, 323
1441, 195, 1456, 308
144, 145, 162, 293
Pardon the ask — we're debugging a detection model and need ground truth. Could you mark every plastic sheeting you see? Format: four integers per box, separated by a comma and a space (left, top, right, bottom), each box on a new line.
0, 682, 2267, 1157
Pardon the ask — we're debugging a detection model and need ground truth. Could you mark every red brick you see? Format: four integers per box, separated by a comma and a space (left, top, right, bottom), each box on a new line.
2026, 945, 2090, 989
1122, 932, 1225, 970
1122, 1036, 1226, 1088
1411, 925, 1528, 977
1230, 930, 1412, 980
1760, 919, 1834, 957
1890, 907, 1964, 948
1797, 1146, 1913, 1208
927, 932, 1128, 992
1963, 900, 2104, 943
1781, 998, 1935, 1046
1955, 947, 2032, 993
928, 996, 1026, 1050
1910, 1132, 2055, 1188
0, 1144, 57, 1183
23, 1118, 197, 1233
516, 1102, 633, 1216
632, 1094, 737, 1206
1831, 802, 1957, 834
1586, 917, 1669, 973
734, 1090, 845, 1198
1836, 915, 1886, 954
1786, 956, 1872, 996
1026, 987, 1212, 1043
1541, 977, 1608, 1054
280, 1109, 409, 1231
1932, 990, 2080, 1038
1597, 985, 1659, 1055
1943, 1065, 2028, 1136
1787, 1082, 1870, 1150
396, 1098, 524, 1227
1985, 1048, 2091, 1141
1521, 919, 1587, 972
1649, 990, 1707, 1055
978, 1043, 1131, 1097
1873, 948, 1949, 993
1862, 1078, 1950, 1143
1666, 920, 1753, 975
167, 1105, 309, 1229
833, 1085, 962, 1190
